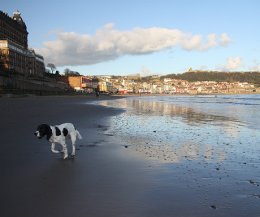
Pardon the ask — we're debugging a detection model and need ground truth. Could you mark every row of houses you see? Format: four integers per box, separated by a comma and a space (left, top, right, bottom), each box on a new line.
61, 75, 257, 95
58, 75, 116, 93
126, 79, 256, 94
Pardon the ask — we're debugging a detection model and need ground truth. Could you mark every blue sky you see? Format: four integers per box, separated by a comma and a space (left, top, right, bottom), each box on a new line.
1, 0, 260, 76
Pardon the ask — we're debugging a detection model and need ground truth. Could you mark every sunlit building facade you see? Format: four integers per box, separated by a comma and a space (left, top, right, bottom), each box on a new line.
0, 10, 45, 76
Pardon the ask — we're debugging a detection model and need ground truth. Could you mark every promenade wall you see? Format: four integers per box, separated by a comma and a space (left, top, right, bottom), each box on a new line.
0, 72, 69, 95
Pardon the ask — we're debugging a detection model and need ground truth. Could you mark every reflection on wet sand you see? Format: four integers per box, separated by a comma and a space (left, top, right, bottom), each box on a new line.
100, 98, 243, 126
131, 142, 227, 164
99, 98, 244, 164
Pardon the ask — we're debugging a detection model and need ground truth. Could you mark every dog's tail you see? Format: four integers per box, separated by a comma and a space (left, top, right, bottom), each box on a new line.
76, 129, 82, 140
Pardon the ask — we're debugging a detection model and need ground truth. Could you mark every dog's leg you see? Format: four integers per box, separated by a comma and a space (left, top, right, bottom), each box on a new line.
51, 143, 60, 153
61, 142, 68, 159
76, 130, 82, 140
70, 134, 77, 156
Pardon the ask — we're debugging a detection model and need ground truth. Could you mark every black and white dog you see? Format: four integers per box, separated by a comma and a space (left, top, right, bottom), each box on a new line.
34, 123, 82, 159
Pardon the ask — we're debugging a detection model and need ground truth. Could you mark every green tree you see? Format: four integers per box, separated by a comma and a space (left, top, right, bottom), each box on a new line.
64, 68, 80, 76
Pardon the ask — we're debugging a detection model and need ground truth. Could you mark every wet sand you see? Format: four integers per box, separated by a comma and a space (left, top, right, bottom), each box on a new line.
1, 95, 260, 217
98, 96, 260, 217
0, 95, 147, 217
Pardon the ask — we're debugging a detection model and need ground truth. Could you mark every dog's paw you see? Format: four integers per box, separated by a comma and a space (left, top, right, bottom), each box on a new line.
63, 155, 69, 160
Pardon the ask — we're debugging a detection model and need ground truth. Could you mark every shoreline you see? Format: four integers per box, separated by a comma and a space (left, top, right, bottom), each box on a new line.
0, 90, 259, 99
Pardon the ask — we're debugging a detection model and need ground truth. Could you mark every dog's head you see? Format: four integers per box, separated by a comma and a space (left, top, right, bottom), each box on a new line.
34, 124, 52, 140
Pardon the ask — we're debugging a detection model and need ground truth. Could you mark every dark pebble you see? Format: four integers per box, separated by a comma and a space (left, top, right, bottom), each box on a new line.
210, 205, 217, 209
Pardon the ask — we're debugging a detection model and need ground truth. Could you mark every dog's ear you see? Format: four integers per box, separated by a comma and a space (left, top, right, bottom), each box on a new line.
45, 125, 52, 141
37, 124, 52, 140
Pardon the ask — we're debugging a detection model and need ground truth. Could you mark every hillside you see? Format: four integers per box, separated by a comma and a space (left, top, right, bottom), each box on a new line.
160, 71, 260, 85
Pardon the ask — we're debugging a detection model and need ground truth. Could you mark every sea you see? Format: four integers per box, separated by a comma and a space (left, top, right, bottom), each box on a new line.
101, 94, 260, 129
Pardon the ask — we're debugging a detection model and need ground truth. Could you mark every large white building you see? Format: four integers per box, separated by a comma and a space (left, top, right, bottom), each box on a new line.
0, 10, 45, 76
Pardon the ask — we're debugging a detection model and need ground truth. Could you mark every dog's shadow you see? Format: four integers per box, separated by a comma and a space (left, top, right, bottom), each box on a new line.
79, 143, 98, 148
56, 142, 102, 160
79, 140, 104, 148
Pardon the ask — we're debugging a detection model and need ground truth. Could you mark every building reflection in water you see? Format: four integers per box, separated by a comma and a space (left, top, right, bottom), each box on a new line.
98, 98, 248, 164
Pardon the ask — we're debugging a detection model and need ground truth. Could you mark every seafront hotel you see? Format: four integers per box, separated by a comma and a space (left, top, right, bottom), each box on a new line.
0, 10, 45, 77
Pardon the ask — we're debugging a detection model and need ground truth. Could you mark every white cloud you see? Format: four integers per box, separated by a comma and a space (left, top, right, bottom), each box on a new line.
217, 57, 243, 71
249, 60, 260, 71
226, 57, 243, 70
35, 24, 231, 66
219, 33, 231, 46
250, 65, 260, 71
140, 66, 153, 77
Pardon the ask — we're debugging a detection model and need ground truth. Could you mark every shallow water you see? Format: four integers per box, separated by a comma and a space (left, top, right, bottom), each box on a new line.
98, 95, 260, 163
95, 95, 260, 216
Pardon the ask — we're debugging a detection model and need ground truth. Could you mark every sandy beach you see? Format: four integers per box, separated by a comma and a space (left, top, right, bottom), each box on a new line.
0, 95, 146, 217
1, 95, 260, 217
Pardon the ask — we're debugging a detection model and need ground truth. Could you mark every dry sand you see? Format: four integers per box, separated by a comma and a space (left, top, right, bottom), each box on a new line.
1, 95, 259, 217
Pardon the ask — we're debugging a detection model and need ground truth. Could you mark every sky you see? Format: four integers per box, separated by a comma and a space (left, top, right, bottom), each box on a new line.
1, 0, 260, 76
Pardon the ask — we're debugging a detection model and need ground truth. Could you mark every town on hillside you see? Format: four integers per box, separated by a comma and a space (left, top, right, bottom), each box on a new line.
61, 74, 259, 95
0, 10, 259, 95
